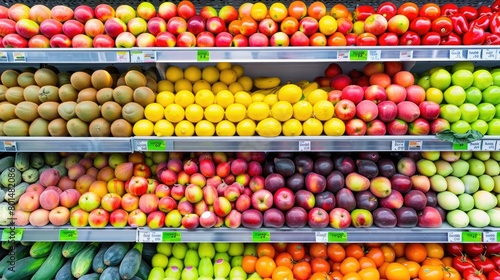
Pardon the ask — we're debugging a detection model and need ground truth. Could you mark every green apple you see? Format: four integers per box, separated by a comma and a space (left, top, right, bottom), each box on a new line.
446, 175, 465, 194
165, 210, 182, 227
452, 61, 475, 73
468, 209, 490, 228
421, 151, 441, 161
459, 103, 479, 123
474, 190, 498, 210
451, 69, 474, 89
451, 159, 470, 177
477, 103, 496, 121
426, 87, 444, 104
461, 174, 480, 194
437, 191, 460, 210
228, 243, 244, 256
488, 118, 500, 135
458, 193, 475, 212
198, 243, 215, 259
418, 76, 431, 90
444, 86, 466, 106
471, 120, 489, 135
157, 243, 172, 256
214, 243, 230, 253
230, 255, 243, 267
429, 66, 445, 74
451, 120, 471, 134
473, 151, 491, 161
465, 87, 482, 105
243, 244, 257, 256
484, 159, 500, 176
482, 85, 500, 105
479, 174, 495, 192
460, 151, 473, 160
416, 159, 437, 176
184, 249, 200, 268
468, 158, 485, 176
440, 104, 461, 123
473, 70, 494, 90
495, 104, 500, 118
492, 152, 500, 161
492, 72, 500, 86
172, 243, 188, 260
430, 174, 448, 192
430, 69, 452, 91
187, 243, 199, 250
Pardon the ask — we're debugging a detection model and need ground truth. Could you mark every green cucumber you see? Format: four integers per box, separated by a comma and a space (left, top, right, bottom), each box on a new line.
0, 244, 29, 276
29, 241, 53, 258
21, 168, 39, 183
119, 243, 143, 280
55, 258, 75, 280
103, 242, 130, 266
0, 156, 14, 173
0, 167, 21, 188
92, 242, 111, 273
62, 241, 86, 258
29, 152, 44, 169
135, 258, 152, 280
2, 256, 47, 279
31, 242, 65, 280
100, 266, 120, 280
5, 182, 28, 204
71, 242, 99, 278
142, 242, 156, 263
14, 152, 30, 171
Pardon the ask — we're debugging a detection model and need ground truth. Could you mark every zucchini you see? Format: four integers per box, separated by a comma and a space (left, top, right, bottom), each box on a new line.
119, 243, 143, 280
2, 255, 47, 279
1, 241, 13, 251
103, 242, 130, 266
55, 258, 75, 280
20, 241, 34, 246
0, 156, 14, 173
31, 242, 65, 280
62, 241, 87, 258
29, 152, 44, 169
29, 241, 53, 258
0, 244, 29, 276
135, 258, 152, 280
0, 167, 21, 188
78, 273, 100, 280
4, 182, 28, 204
14, 152, 30, 171
21, 168, 39, 183
141, 243, 156, 263
100, 266, 120, 280
71, 242, 99, 278
92, 242, 111, 273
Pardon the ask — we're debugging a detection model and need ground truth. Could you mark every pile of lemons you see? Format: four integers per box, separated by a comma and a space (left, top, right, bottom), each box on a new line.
133, 62, 345, 137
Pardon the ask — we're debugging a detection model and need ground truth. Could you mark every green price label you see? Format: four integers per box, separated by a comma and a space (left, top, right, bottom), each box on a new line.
162, 232, 181, 242
147, 140, 166, 151
328, 232, 348, 242
453, 143, 468, 151
197, 50, 210, 61
1, 228, 23, 241
59, 229, 78, 241
252, 231, 270, 242
462, 232, 482, 242
498, 232, 500, 242
349, 50, 368, 61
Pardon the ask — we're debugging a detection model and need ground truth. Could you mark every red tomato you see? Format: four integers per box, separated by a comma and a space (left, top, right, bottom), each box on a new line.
464, 268, 488, 280
431, 16, 453, 36
465, 244, 485, 257
421, 31, 441, 45
410, 17, 431, 35
356, 32, 377, 46
489, 270, 500, 280
378, 32, 398, 45
399, 31, 420, 45
491, 255, 500, 270
453, 255, 477, 273
419, 3, 441, 21
485, 244, 500, 256
473, 254, 496, 274
446, 243, 464, 256
397, 2, 419, 22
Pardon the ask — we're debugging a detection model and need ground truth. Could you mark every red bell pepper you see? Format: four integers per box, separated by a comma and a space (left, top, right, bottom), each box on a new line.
450, 14, 469, 35
485, 32, 500, 44
479, 6, 493, 17
441, 32, 462, 45
441, 3, 458, 16
490, 12, 500, 34
492, 0, 500, 12
463, 26, 486, 45
471, 14, 491, 30
460, 6, 479, 21
354, 5, 374, 21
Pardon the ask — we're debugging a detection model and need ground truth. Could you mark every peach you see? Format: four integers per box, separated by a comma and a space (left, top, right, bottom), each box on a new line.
14, 209, 31, 226
29, 209, 50, 227
75, 174, 96, 194
26, 183, 45, 195
49, 206, 70, 226
68, 163, 86, 180
88, 180, 108, 198
39, 189, 60, 210
57, 176, 76, 191
59, 189, 81, 208
18, 191, 40, 212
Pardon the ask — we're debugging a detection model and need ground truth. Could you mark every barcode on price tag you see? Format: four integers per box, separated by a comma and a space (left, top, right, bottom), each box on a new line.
468, 140, 482, 150
447, 232, 462, 242
391, 140, 405, 151
482, 140, 496, 151
467, 49, 481, 60
299, 141, 311, 151
450, 50, 464, 60
482, 49, 497, 60
483, 232, 499, 243
0, 52, 7, 62
368, 50, 381, 61
337, 50, 349, 60
315, 232, 328, 242
399, 50, 413, 60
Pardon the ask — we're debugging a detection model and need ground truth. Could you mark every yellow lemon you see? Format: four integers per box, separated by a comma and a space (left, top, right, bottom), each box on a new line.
144, 103, 165, 123
153, 119, 175, 137
164, 103, 185, 123
133, 119, 154, 136
151, 253, 169, 269
293, 100, 313, 121
426, 87, 444, 104
282, 119, 303, 136
271, 101, 293, 122
306, 89, 328, 105
195, 89, 215, 108
238, 76, 253, 91
216, 120, 236, 136
236, 119, 256, 136
263, 94, 278, 107
215, 90, 234, 108
165, 66, 183, 83
157, 80, 174, 92
174, 120, 194, 136
234, 91, 253, 107
228, 82, 244, 94
313, 100, 335, 121
278, 84, 303, 104
252, 93, 266, 102
231, 64, 244, 77
192, 80, 211, 94
204, 104, 225, 123
201, 66, 219, 84
184, 65, 202, 83
156, 91, 175, 107
185, 104, 204, 123
323, 118, 345, 136
216, 62, 232, 71
212, 81, 228, 94
255, 118, 282, 137
247, 101, 270, 121
174, 78, 192, 93
225, 103, 247, 123
220, 69, 238, 85
302, 118, 323, 136
174, 90, 195, 108
195, 120, 215, 136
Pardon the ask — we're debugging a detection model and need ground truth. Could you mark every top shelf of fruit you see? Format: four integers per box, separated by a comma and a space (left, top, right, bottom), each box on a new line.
3, 0, 500, 51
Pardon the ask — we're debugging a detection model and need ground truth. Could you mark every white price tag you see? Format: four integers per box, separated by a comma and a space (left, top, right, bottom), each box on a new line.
135, 140, 147, 151
391, 140, 405, 151
315, 232, 328, 242
298, 141, 311, 151
467, 49, 481, 60
483, 232, 499, 243
0, 52, 7, 62
482, 140, 496, 151
130, 51, 156, 63
336, 50, 349, 61
368, 50, 381, 61
399, 50, 413, 60
116, 51, 130, 62
136, 230, 162, 242
448, 232, 462, 242
3, 141, 17, 152
482, 49, 497, 60
13, 52, 26, 62
450, 50, 464, 60
142, 51, 156, 62
497, 141, 500, 151
468, 140, 482, 151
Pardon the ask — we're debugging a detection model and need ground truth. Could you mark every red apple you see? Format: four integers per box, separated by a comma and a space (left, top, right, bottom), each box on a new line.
406, 85, 426, 105
367, 119, 387, 135
364, 85, 387, 104
251, 189, 273, 211
215, 31, 232, 47
290, 30, 310, 46
147, 210, 166, 229
334, 99, 356, 121
345, 119, 367, 136
269, 31, 290, 46
93, 34, 114, 47
273, 187, 295, 211
356, 100, 379, 122
109, 209, 128, 227
419, 101, 440, 121
176, 31, 197, 47
408, 118, 430, 135
259, 18, 279, 37
158, 2, 177, 21
88, 208, 109, 228
158, 196, 177, 213
364, 14, 388, 35
249, 32, 269, 47
329, 208, 352, 229
308, 207, 329, 228
377, 100, 398, 122
430, 118, 451, 134
206, 16, 226, 34
387, 119, 409, 135
299, 16, 319, 36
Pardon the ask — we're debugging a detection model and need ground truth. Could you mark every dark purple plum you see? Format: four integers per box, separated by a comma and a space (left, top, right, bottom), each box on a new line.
313, 157, 334, 176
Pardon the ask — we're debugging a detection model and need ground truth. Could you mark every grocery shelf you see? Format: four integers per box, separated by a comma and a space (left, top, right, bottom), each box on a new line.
0, 137, 133, 152
2, 46, 500, 64
2, 225, 498, 243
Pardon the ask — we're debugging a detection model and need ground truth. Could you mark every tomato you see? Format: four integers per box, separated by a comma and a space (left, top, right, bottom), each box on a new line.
421, 32, 441, 45
346, 244, 364, 260
359, 267, 380, 280
418, 264, 444, 280
431, 16, 453, 36
473, 254, 496, 274
376, 2, 397, 20
422, 258, 444, 266
489, 270, 500, 280
464, 268, 488, 280
381, 245, 396, 263
425, 243, 445, 259
310, 271, 333, 280
293, 261, 312, 280
272, 266, 294, 280
465, 244, 486, 257
409, 17, 431, 36
453, 255, 477, 273
402, 261, 421, 278
378, 32, 398, 46
485, 244, 500, 256
440, 3, 459, 16
328, 244, 346, 263
378, 262, 390, 279
242, 255, 258, 274
273, 243, 288, 253
287, 243, 305, 261
446, 243, 464, 256
340, 257, 360, 275
343, 272, 362, 280
405, 243, 427, 263
258, 243, 276, 258
311, 257, 331, 273
358, 256, 377, 269
460, 6, 479, 21
399, 31, 421, 45
443, 256, 454, 267
419, 3, 441, 21
309, 243, 327, 259
255, 256, 277, 278
275, 252, 294, 269
397, 2, 419, 22
385, 262, 411, 280
356, 33, 377, 46
331, 271, 344, 280
365, 247, 384, 267
491, 255, 500, 270
442, 266, 461, 280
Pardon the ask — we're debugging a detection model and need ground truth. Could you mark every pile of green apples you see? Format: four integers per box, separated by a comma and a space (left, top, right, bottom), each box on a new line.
416, 61, 500, 135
